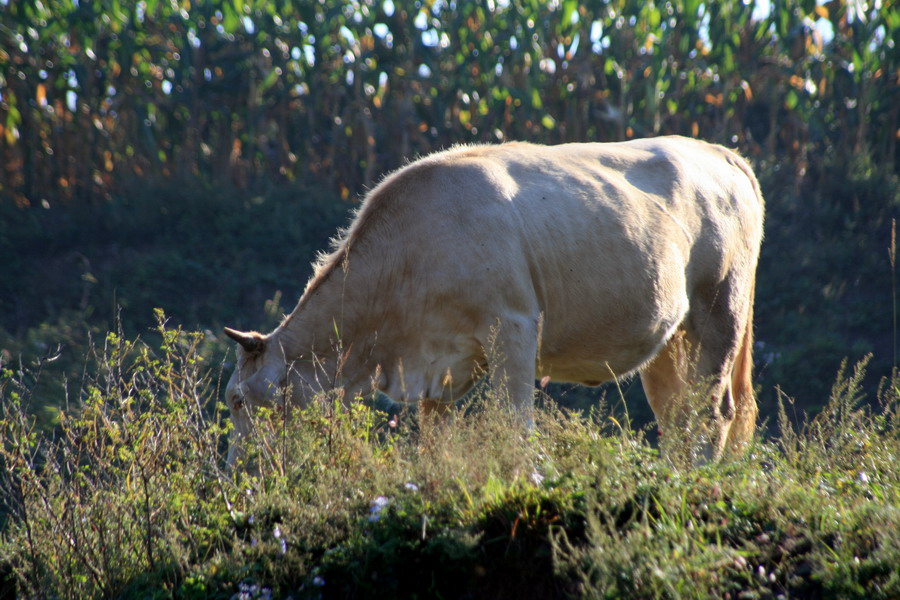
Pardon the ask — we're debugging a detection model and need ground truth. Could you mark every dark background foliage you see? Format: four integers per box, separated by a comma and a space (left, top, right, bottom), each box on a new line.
1, 0, 898, 425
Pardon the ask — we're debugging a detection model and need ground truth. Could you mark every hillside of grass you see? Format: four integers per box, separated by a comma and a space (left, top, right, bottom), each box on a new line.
1, 326, 898, 599
2, 0, 898, 422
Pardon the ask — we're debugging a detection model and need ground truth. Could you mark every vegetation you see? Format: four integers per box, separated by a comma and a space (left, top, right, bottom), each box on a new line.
1, 0, 899, 596
1, 0, 896, 198
1, 325, 898, 599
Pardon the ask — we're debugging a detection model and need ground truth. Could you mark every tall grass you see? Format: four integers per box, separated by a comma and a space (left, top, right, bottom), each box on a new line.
1, 322, 898, 599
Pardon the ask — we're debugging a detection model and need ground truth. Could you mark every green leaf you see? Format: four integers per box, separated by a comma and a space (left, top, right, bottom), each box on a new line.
851, 50, 863, 74
723, 46, 734, 72
222, 3, 241, 32
785, 89, 798, 110
259, 68, 279, 94
561, 0, 577, 31
648, 6, 661, 30
777, 6, 790, 38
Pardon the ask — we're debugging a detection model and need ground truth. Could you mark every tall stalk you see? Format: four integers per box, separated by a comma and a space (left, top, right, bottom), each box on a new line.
890, 219, 896, 370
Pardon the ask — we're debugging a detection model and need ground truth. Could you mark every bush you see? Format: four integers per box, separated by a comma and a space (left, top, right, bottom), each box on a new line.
1, 324, 898, 599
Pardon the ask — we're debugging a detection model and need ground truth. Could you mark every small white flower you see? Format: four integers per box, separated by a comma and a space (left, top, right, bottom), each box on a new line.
858, 472, 870, 484
235, 582, 254, 600
273, 525, 282, 538
404, 482, 419, 492
530, 471, 545, 485
368, 496, 390, 521
279, 538, 287, 555
312, 575, 325, 587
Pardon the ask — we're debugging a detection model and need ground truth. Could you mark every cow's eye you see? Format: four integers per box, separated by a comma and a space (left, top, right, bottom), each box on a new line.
229, 392, 245, 412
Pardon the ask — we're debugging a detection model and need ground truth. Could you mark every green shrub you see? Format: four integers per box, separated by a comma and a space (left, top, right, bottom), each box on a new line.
1, 323, 898, 599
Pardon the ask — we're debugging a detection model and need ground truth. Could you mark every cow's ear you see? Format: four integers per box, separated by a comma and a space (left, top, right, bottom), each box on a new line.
224, 327, 266, 354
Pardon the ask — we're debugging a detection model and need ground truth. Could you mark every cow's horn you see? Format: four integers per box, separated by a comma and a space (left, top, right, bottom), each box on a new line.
224, 327, 266, 354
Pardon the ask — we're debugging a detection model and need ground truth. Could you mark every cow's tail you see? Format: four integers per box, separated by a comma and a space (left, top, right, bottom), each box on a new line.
726, 273, 759, 455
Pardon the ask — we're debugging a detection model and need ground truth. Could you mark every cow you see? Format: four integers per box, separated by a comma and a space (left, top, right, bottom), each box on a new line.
223, 136, 764, 466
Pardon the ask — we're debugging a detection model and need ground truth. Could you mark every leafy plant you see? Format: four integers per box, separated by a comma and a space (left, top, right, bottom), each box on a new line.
1, 0, 896, 203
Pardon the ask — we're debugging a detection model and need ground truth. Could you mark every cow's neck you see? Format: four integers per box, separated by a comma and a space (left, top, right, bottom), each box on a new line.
278, 238, 419, 394
275, 266, 376, 381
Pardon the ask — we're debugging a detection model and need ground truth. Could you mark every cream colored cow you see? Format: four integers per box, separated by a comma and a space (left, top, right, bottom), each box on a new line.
224, 136, 764, 465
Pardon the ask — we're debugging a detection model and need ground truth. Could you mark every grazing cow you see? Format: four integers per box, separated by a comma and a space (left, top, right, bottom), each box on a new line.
224, 136, 764, 465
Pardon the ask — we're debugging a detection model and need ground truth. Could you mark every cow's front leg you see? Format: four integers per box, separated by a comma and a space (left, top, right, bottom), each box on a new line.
486, 314, 539, 430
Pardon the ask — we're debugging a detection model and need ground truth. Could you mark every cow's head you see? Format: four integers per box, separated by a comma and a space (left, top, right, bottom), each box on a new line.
223, 327, 315, 466
223, 326, 381, 466
226, 329, 284, 404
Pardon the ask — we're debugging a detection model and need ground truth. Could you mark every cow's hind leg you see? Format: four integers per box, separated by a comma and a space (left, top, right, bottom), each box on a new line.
641, 326, 736, 465
640, 329, 693, 457
642, 276, 753, 464
681, 274, 755, 462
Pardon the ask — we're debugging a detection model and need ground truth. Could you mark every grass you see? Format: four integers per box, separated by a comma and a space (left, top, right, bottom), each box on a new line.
0, 320, 898, 599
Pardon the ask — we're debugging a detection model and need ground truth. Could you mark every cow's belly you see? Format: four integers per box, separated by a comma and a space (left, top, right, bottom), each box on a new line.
535, 293, 687, 385
537, 335, 666, 385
